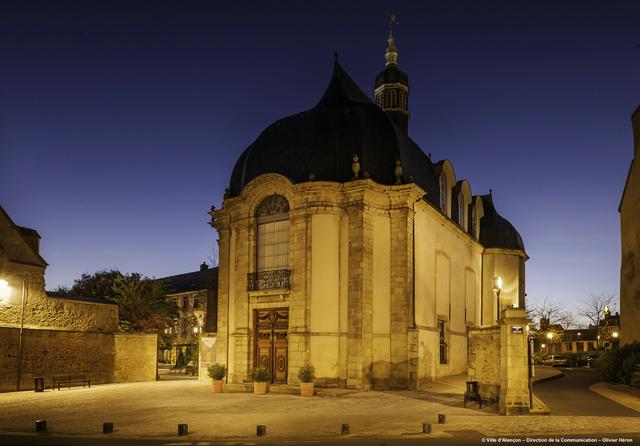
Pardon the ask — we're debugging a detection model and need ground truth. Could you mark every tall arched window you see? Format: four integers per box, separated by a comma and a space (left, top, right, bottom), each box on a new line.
439, 174, 447, 214
458, 194, 465, 230
256, 195, 290, 271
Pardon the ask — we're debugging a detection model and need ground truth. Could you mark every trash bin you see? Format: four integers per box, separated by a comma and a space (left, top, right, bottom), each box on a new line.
34, 377, 45, 392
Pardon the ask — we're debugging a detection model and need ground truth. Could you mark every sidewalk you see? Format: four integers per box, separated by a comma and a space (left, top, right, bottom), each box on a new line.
591, 381, 640, 413
1, 379, 638, 440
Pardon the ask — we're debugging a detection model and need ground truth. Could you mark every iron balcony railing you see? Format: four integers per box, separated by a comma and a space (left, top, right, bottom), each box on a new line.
247, 269, 291, 292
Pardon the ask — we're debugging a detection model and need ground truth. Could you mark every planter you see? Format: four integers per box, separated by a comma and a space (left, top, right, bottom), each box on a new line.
254, 381, 267, 395
212, 379, 224, 393
300, 382, 314, 397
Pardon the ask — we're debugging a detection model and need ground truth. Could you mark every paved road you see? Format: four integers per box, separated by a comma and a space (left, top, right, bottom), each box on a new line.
534, 367, 640, 416
8, 432, 640, 446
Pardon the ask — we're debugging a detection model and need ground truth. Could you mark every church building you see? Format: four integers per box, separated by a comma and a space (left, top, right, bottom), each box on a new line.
209, 31, 527, 390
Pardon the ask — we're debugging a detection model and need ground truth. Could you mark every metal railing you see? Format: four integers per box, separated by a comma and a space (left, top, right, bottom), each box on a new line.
247, 269, 291, 291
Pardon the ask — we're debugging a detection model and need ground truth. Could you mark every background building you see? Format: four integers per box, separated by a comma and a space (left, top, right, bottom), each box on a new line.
157, 263, 217, 367
207, 32, 528, 392
620, 105, 640, 345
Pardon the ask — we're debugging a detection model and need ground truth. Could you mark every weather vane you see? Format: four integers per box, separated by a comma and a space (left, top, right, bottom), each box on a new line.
388, 13, 398, 32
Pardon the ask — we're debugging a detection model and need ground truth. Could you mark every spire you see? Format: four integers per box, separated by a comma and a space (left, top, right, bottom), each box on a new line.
385, 15, 398, 66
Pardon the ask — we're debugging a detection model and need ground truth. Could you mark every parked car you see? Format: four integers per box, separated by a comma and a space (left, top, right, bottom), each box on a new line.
542, 355, 569, 367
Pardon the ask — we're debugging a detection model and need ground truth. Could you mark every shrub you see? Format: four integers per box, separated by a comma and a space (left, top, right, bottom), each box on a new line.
251, 367, 269, 382
297, 365, 316, 383
595, 342, 640, 384
207, 363, 227, 380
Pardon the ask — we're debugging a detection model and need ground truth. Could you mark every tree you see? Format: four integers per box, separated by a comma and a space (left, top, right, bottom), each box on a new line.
579, 292, 617, 327
56, 269, 176, 332
528, 295, 576, 330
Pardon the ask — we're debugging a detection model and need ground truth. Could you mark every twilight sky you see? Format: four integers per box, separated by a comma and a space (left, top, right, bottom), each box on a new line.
1, 1, 638, 321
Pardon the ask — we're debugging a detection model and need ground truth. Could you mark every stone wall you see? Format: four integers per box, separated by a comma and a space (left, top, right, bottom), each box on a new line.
0, 327, 156, 392
113, 333, 157, 383
468, 325, 501, 401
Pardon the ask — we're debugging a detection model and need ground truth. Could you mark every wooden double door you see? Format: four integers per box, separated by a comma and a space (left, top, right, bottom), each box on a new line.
254, 308, 289, 383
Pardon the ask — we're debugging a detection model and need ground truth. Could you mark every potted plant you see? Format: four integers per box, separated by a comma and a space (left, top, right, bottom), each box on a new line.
297, 364, 315, 397
251, 367, 269, 395
207, 363, 227, 393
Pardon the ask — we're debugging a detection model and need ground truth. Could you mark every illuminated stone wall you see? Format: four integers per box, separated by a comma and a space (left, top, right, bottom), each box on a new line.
0, 327, 156, 392
0, 262, 118, 332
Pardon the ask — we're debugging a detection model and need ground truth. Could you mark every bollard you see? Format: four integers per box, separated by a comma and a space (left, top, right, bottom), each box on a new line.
35, 420, 47, 432
178, 423, 188, 436
103, 422, 114, 434
341, 424, 350, 435
438, 414, 446, 424
422, 423, 432, 434
256, 425, 267, 436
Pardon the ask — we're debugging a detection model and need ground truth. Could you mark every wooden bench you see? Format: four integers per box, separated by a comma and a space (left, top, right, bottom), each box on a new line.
53, 374, 91, 390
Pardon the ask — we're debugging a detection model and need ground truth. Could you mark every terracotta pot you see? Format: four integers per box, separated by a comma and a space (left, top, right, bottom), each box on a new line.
212, 379, 224, 393
300, 382, 314, 397
254, 381, 267, 395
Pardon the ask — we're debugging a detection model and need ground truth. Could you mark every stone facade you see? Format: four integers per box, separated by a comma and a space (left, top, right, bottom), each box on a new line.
210, 174, 527, 390
620, 106, 640, 345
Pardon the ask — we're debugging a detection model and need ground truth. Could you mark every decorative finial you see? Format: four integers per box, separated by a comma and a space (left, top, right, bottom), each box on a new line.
385, 14, 399, 66
428, 152, 432, 158
489, 188, 493, 195
210, 204, 216, 211
352, 154, 360, 179
394, 160, 403, 184
363, 170, 370, 179
309, 173, 315, 181
224, 187, 230, 198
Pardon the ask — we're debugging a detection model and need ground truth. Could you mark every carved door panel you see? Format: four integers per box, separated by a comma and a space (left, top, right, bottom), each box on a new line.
254, 308, 289, 383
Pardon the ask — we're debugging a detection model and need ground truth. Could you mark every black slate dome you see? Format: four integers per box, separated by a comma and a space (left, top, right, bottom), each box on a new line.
228, 62, 438, 201
375, 65, 408, 88
479, 195, 526, 253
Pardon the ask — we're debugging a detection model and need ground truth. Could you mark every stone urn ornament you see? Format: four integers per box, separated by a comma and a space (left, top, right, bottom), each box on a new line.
352, 154, 360, 179
394, 160, 403, 184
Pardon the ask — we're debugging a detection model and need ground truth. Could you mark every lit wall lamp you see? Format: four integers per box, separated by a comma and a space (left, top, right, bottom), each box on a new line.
613, 332, 619, 339
493, 276, 503, 322
0, 279, 11, 304
192, 326, 200, 334
546, 332, 553, 340
541, 343, 546, 348
0, 277, 27, 390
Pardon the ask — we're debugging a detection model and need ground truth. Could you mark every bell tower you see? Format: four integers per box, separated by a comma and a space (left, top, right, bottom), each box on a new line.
374, 17, 410, 132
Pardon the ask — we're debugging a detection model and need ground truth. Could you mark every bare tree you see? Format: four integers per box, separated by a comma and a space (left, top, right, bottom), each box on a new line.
579, 292, 617, 327
529, 295, 576, 330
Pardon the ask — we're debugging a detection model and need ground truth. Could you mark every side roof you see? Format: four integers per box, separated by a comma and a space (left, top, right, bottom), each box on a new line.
0, 205, 47, 268
156, 267, 218, 295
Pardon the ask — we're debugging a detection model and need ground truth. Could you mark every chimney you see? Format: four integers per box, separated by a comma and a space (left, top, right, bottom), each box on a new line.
633, 105, 640, 158
200, 262, 208, 272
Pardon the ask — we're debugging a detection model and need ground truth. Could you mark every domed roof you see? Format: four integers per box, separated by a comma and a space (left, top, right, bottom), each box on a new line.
228, 61, 437, 200
375, 65, 408, 88
479, 195, 526, 253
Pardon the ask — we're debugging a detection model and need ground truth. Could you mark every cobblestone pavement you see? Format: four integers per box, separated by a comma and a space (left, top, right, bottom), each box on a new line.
0, 380, 638, 440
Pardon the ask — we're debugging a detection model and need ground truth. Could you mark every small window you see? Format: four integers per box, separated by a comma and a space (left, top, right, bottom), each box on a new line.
193, 296, 199, 309
438, 320, 447, 364
183, 296, 189, 310
439, 175, 447, 214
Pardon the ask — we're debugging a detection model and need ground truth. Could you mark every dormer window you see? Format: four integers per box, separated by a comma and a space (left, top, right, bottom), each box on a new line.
439, 175, 447, 214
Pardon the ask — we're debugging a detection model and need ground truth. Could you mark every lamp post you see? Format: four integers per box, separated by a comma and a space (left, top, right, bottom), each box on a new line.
0, 277, 27, 391
492, 276, 503, 323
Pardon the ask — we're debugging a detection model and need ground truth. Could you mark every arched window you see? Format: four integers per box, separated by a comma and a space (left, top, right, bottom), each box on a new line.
389, 90, 397, 108
458, 194, 465, 230
256, 195, 290, 271
439, 174, 447, 214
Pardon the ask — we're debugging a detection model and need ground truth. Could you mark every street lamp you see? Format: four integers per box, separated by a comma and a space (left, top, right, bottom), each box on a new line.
493, 276, 503, 322
0, 277, 27, 390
